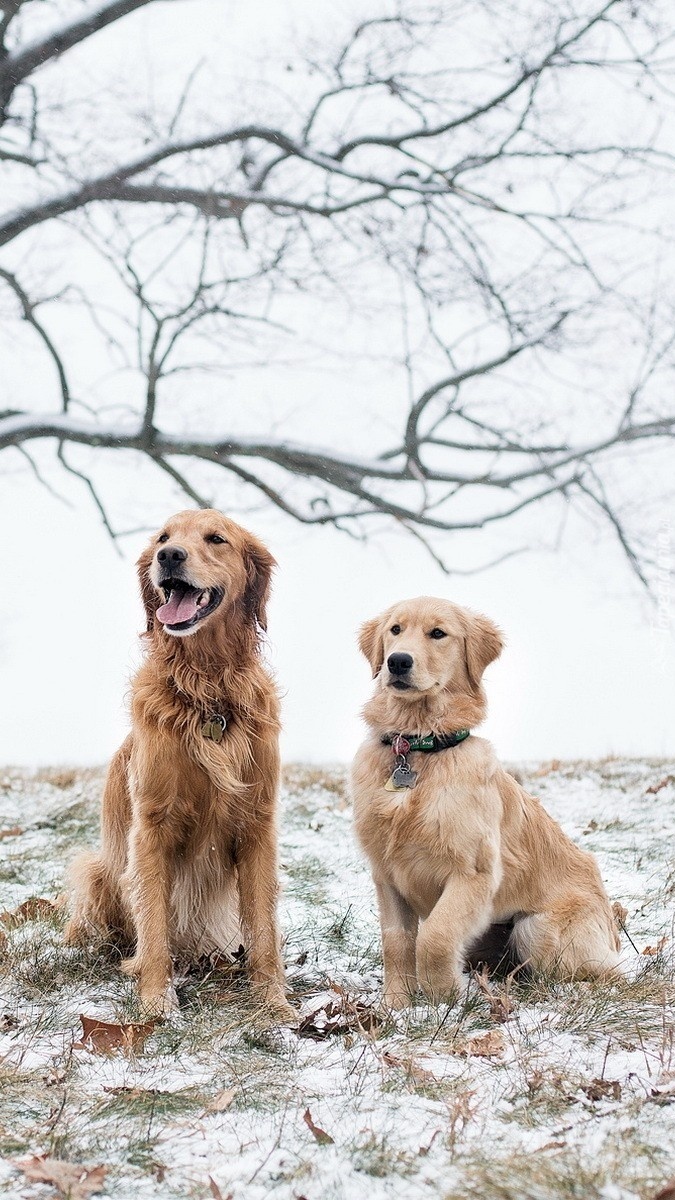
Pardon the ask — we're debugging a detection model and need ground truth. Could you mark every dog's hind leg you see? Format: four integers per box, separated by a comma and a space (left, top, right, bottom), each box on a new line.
509, 899, 622, 982
64, 851, 132, 948
64, 737, 134, 949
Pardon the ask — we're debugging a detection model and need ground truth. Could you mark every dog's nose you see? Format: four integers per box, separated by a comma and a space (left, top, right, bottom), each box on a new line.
157, 545, 188, 566
387, 652, 413, 676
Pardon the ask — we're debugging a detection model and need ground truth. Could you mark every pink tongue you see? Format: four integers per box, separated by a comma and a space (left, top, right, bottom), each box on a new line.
156, 588, 200, 626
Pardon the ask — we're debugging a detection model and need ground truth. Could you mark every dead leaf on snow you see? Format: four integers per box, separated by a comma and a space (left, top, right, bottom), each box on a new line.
642, 935, 668, 956
652, 1180, 675, 1200
645, 776, 674, 795
298, 984, 380, 1040
15, 1155, 106, 1199
381, 1050, 437, 1086
650, 1076, 675, 1104
0, 897, 56, 927
0, 825, 22, 841
74, 1014, 157, 1054
582, 1078, 622, 1101
205, 1086, 237, 1113
473, 964, 514, 1022
208, 1177, 233, 1200
303, 1107, 334, 1145
457, 1029, 505, 1058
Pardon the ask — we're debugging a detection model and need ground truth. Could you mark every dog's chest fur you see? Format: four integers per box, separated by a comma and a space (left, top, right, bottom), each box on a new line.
351, 736, 501, 918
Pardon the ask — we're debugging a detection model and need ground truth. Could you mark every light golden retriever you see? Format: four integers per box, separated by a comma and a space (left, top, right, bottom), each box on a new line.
351, 596, 623, 1007
65, 509, 294, 1021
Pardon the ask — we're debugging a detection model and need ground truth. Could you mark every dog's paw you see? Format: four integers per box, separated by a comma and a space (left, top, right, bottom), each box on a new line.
138, 986, 179, 1020
271, 1001, 298, 1027
381, 990, 415, 1012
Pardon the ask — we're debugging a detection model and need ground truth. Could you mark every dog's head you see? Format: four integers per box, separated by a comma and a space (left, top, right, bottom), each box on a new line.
359, 596, 503, 701
137, 509, 275, 639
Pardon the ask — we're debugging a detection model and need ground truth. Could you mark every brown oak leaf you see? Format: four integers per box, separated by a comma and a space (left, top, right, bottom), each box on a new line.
75, 1014, 157, 1054
582, 1078, 622, 1101
0, 897, 56, 927
15, 1156, 106, 1199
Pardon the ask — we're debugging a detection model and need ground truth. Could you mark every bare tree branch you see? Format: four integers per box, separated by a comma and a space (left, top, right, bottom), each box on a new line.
1, 0, 674, 587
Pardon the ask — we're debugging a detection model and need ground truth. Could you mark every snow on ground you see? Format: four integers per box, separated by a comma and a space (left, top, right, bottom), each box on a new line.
0, 758, 674, 1199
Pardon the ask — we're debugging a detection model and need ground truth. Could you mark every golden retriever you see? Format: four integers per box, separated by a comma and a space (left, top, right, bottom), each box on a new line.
351, 597, 623, 1007
65, 509, 294, 1021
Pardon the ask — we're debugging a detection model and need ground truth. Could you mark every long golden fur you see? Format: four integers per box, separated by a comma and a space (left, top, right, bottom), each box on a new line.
351, 597, 623, 1008
65, 509, 293, 1021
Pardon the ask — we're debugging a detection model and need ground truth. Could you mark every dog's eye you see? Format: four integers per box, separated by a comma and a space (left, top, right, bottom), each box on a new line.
429, 628, 447, 639
205, 533, 227, 545
157, 533, 169, 544
390, 624, 401, 635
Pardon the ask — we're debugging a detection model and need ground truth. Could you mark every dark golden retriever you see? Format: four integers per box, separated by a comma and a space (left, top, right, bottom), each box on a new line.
352, 596, 623, 1008
65, 509, 294, 1021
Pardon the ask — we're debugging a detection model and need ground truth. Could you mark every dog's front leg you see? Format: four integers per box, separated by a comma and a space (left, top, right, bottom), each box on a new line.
236, 823, 294, 1023
121, 817, 177, 1019
375, 878, 419, 1008
417, 869, 495, 1004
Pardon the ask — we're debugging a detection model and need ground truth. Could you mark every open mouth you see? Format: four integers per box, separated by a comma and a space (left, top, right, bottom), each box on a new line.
155, 577, 224, 634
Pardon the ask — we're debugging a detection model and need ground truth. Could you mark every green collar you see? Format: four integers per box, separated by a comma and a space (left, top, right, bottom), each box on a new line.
381, 730, 471, 754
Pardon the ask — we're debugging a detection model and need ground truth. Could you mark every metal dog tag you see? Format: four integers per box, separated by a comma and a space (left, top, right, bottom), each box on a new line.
391, 762, 417, 789
202, 715, 227, 743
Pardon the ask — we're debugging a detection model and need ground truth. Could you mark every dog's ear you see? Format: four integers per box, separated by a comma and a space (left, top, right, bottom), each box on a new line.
463, 611, 503, 689
136, 545, 158, 634
242, 535, 276, 632
358, 615, 386, 678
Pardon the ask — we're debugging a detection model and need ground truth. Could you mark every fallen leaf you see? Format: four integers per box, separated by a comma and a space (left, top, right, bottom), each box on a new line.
208, 1177, 233, 1200
582, 1078, 622, 1101
652, 1180, 675, 1200
643, 936, 668, 956
381, 1050, 437, 1085
205, 1087, 237, 1113
650, 1077, 675, 1104
297, 985, 380, 1040
646, 776, 674, 795
458, 1029, 505, 1058
0, 897, 56, 927
0, 826, 22, 841
303, 1107, 334, 1145
15, 1155, 106, 1199
75, 1014, 157, 1054
0, 1013, 18, 1031
473, 964, 514, 1023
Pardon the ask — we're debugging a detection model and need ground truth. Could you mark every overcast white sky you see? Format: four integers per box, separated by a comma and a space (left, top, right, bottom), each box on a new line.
1, 0, 673, 768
